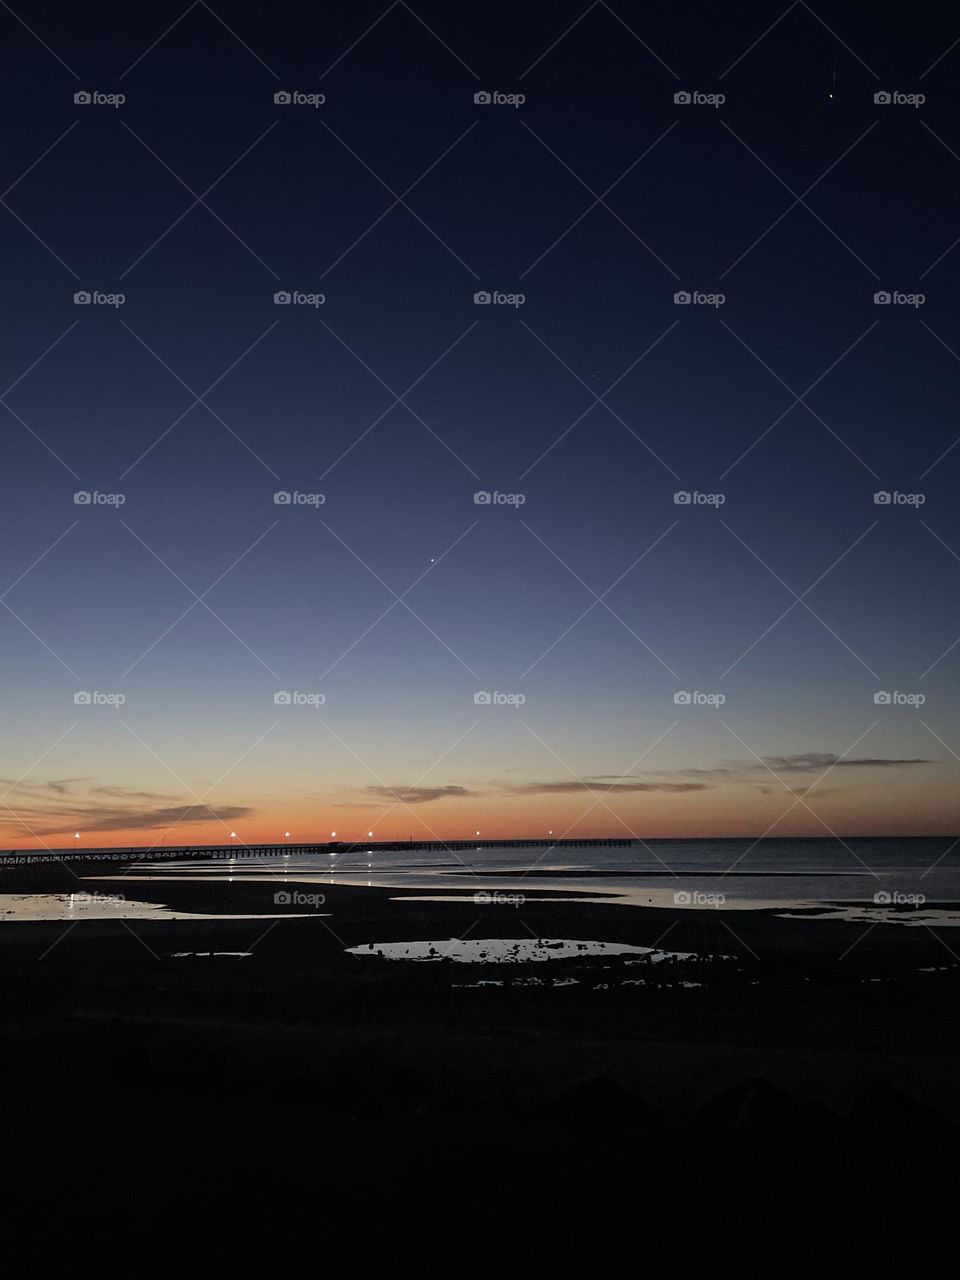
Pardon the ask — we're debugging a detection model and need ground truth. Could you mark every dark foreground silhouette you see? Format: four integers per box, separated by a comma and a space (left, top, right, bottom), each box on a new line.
2, 870, 958, 1273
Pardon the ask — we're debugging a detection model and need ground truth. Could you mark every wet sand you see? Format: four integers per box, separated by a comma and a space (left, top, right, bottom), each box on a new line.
2, 855, 959, 1270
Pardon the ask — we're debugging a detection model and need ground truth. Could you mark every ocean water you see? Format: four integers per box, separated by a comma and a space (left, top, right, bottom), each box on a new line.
109, 836, 960, 914
5, 838, 960, 927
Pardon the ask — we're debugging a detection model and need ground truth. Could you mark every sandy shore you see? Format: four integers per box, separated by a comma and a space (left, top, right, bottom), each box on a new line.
2, 855, 958, 1269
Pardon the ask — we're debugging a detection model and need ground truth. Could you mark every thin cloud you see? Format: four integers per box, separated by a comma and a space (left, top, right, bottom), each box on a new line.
762, 753, 935, 772
27, 804, 254, 837
506, 780, 710, 796
362, 785, 476, 805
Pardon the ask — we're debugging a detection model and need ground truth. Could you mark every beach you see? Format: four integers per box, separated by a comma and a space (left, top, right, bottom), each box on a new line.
2, 847, 958, 1270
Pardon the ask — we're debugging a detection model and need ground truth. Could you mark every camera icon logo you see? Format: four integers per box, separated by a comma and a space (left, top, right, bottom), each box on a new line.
474, 91, 491, 105
474, 290, 492, 305
474, 891, 492, 904
873, 290, 891, 304
673, 290, 691, 304
274, 890, 292, 904
874, 91, 891, 105
873, 491, 891, 505
274, 91, 291, 105
674, 890, 691, 905
674, 91, 691, 105
873, 890, 892, 904
673, 690, 692, 705
273, 491, 292, 505
673, 491, 691, 505
73, 491, 92, 504
74, 91, 91, 105
274, 691, 293, 705
274, 290, 291, 304
474, 490, 492, 504
474, 691, 492, 705
874, 691, 892, 705
74, 291, 91, 305
73, 691, 92, 705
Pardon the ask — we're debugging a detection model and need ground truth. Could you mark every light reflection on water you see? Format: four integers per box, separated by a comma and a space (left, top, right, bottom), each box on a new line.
346, 938, 699, 963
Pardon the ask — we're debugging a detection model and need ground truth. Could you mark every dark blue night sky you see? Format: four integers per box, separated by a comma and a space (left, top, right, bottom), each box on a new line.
1, 0, 958, 844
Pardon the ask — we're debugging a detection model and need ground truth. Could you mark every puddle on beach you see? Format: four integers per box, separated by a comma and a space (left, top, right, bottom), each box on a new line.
346, 937, 697, 964
775, 905, 960, 927
0, 892, 320, 923
171, 951, 252, 958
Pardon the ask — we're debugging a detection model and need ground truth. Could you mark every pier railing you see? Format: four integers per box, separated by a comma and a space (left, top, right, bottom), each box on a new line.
0, 837, 631, 867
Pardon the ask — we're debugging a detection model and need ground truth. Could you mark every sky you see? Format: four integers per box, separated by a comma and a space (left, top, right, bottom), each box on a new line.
1, 0, 959, 847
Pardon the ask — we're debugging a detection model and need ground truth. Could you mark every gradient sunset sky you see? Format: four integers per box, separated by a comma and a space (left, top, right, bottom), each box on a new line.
2, 0, 959, 848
